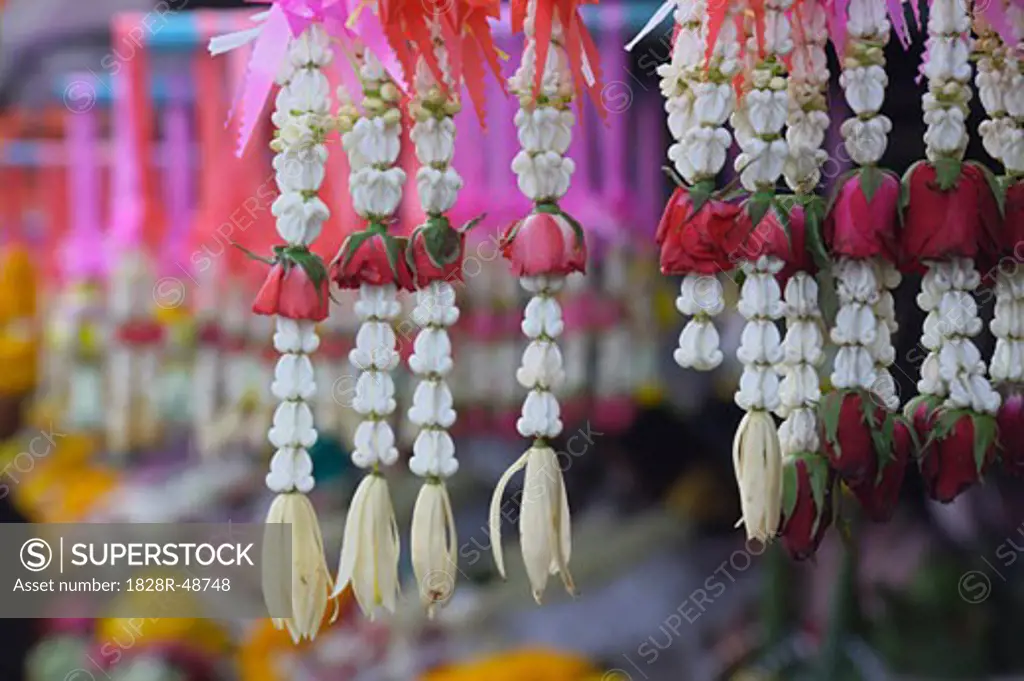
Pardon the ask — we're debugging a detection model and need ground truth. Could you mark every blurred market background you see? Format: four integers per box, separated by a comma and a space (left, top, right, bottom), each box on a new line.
3, 0, 1024, 680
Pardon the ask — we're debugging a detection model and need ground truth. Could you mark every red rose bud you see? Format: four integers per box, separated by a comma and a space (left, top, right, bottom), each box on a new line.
826, 170, 900, 261
501, 211, 587, 277
919, 411, 997, 503
998, 393, 1024, 477
735, 204, 813, 282
820, 391, 883, 488
332, 232, 413, 290
252, 262, 330, 322
852, 418, 912, 523
780, 454, 834, 561
656, 188, 741, 275
900, 162, 989, 265
409, 225, 465, 288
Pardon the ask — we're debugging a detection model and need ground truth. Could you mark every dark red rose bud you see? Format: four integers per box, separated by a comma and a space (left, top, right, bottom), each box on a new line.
820, 391, 882, 488
852, 419, 913, 522
734, 205, 813, 283
656, 189, 742, 275
900, 162, 994, 269
998, 393, 1024, 477
919, 411, 998, 503
780, 454, 834, 561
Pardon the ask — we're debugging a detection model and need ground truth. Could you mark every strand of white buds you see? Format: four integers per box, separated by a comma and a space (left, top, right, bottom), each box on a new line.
491, 0, 575, 604
840, 0, 892, 167
991, 268, 1024, 382
976, 23, 1024, 383
922, 0, 972, 162
917, 264, 950, 399
334, 48, 404, 619
784, 0, 830, 191
871, 260, 901, 409
777, 0, 828, 452
733, 0, 793, 192
262, 26, 333, 644
733, 255, 784, 542
830, 258, 882, 392
407, 18, 462, 616
776, 273, 824, 455
935, 259, 1001, 414
106, 252, 147, 454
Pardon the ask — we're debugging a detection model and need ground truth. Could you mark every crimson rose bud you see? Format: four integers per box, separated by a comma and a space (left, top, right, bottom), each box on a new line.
826, 171, 900, 261
919, 413, 996, 503
780, 455, 834, 561
852, 419, 912, 523
901, 163, 989, 266
657, 189, 741, 275
821, 392, 881, 488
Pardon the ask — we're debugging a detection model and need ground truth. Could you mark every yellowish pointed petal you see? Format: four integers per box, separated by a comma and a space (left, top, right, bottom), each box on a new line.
489, 451, 529, 580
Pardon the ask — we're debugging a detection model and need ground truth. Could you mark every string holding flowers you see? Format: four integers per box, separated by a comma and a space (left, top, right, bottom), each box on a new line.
488, 0, 605, 603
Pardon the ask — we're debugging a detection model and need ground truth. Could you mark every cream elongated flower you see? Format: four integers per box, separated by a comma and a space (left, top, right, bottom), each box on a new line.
333, 473, 401, 618
490, 445, 574, 603
263, 493, 334, 642
732, 410, 783, 542
410, 481, 457, 615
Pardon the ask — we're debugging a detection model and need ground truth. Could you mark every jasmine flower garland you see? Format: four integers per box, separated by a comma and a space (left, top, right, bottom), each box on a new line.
490, 0, 595, 603
405, 17, 466, 616
833, 0, 901, 411
776, 0, 828, 461
729, 0, 793, 543
331, 48, 406, 618
260, 24, 335, 644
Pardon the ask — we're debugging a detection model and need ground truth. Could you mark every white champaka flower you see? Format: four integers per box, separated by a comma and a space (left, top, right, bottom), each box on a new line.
264, 493, 334, 642
333, 473, 401, 618
732, 410, 783, 542
410, 481, 457, 616
489, 445, 573, 603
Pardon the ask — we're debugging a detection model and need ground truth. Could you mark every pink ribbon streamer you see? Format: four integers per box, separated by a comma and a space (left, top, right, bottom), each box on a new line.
225, 0, 404, 157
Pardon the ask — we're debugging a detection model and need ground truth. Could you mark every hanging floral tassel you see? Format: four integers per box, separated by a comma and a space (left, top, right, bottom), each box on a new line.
819, 0, 908, 520
976, 13, 1024, 472
645, 0, 740, 371
238, 23, 336, 643
331, 48, 407, 618
776, 0, 832, 558
727, 0, 797, 544
489, 0, 603, 603
901, 0, 1002, 503
401, 4, 488, 615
